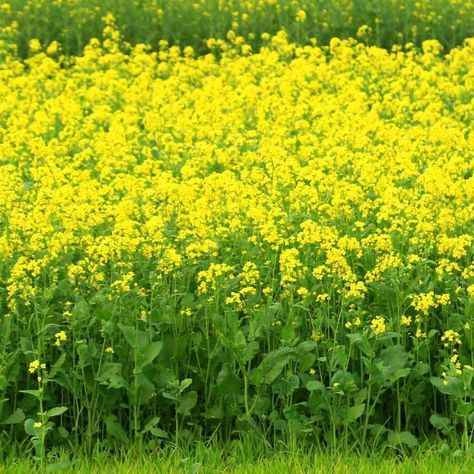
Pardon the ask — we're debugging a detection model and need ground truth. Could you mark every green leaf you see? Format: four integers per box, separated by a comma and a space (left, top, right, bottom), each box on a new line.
232, 330, 247, 352
380, 345, 408, 367
306, 380, 325, 392
72, 299, 89, 319
24, 418, 38, 436
176, 391, 197, 415
430, 376, 465, 398
430, 414, 452, 433
346, 333, 373, 357
48, 353, 66, 379
96, 362, 122, 383
250, 347, 296, 385
330, 345, 347, 369
134, 341, 163, 373
388, 430, 418, 448
299, 353, 316, 372
118, 323, 149, 349
141, 416, 160, 433
242, 341, 259, 363
345, 404, 365, 423
272, 375, 300, 396
296, 340, 317, 357
457, 402, 474, 418
281, 324, 296, 344
180, 378, 192, 391
1, 408, 25, 425
105, 415, 129, 444
19, 389, 42, 400
45, 406, 68, 418
217, 363, 241, 395
150, 427, 168, 438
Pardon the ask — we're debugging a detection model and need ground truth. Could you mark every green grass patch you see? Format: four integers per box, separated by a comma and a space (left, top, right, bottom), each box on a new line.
2, 441, 474, 474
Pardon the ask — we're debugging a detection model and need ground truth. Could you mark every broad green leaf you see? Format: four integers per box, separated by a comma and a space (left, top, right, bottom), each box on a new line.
72, 299, 89, 319
177, 391, 197, 415
346, 333, 373, 357
96, 363, 122, 383
134, 341, 163, 373
306, 380, 325, 392
299, 353, 316, 372
19, 389, 42, 400
180, 378, 192, 391
24, 418, 39, 436
330, 345, 347, 369
150, 427, 168, 438
379, 345, 409, 370
388, 430, 418, 448
118, 323, 149, 349
430, 376, 465, 398
458, 402, 474, 418
1, 408, 25, 425
217, 363, 241, 395
105, 415, 129, 444
48, 353, 66, 379
242, 341, 259, 363
345, 404, 365, 423
45, 406, 68, 418
233, 330, 247, 352
430, 414, 452, 433
250, 347, 295, 385
296, 341, 317, 357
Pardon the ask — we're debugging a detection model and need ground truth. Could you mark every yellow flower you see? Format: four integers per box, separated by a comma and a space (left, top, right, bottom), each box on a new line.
105, 347, 114, 354
297, 287, 309, 297
400, 315, 412, 326
46, 41, 59, 55
54, 331, 67, 347
29, 38, 41, 53
33, 421, 43, 429
370, 316, 386, 335
296, 9, 307, 23
415, 329, 426, 339
316, 293, 330, 303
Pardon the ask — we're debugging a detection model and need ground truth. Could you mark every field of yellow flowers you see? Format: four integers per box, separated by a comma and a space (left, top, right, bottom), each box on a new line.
0, 8, 474, 459
1, 0, 474, 57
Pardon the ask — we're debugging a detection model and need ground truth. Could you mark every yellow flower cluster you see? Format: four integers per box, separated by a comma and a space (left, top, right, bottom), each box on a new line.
370, 316, 387, 336
411, 292, 451, 316
28, 360, 46, 374
54, 330, 67, 347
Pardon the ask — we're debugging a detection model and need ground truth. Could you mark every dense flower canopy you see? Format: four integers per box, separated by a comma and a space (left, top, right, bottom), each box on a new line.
0, 22, 473, 447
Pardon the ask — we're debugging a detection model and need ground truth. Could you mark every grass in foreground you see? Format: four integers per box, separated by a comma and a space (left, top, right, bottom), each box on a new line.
2, 442, 474, 474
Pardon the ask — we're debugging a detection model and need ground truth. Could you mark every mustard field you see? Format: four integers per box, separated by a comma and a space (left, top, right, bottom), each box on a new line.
1, 0, 474, 56
0, 3, 473, 461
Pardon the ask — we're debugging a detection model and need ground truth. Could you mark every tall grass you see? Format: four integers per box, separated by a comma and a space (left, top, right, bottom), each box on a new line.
2, 440, 474, 474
